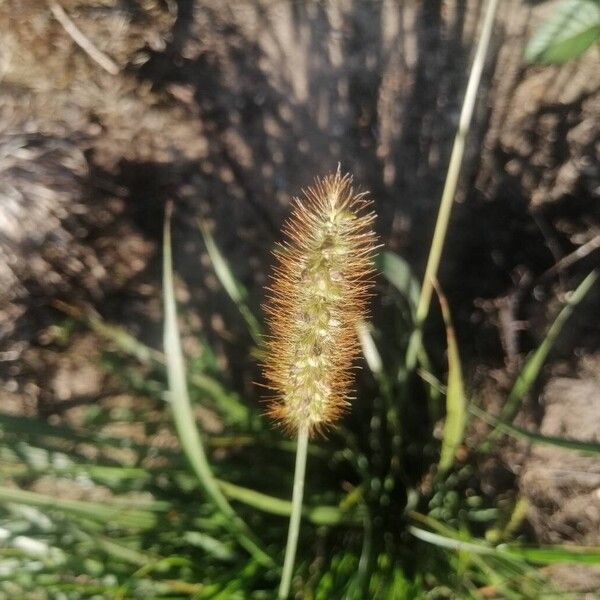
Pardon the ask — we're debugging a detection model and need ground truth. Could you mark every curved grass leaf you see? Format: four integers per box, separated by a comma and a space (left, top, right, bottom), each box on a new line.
198, 218, 263, 345
0, 459, 151, 484
409, 526, 499, 557
501, 270, 597, 422
53, 300, 162, 365
0, 413, 258, 468
182, 531, 235, 562
0, 486, 158, 529
163, 205, 272, 566
217, 479, 356, 526
500, 544, 600, 565
435, 285, 466, 475
376, 251, 442, 410
54, 301, 250, 425
410, 526, 600, 565
86, 534, 161, 567
0, 412, 140, 451
525, 0, 600, 64
472, 405, 600, 455
0, 411, 341, 526
377, 251, 421, 317
406, 0, 500, 377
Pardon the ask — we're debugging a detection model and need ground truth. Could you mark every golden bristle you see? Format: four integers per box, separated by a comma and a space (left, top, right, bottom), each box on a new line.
262, 169, 378, 436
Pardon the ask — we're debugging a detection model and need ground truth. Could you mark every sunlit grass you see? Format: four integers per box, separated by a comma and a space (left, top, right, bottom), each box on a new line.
1, 0, 598, 596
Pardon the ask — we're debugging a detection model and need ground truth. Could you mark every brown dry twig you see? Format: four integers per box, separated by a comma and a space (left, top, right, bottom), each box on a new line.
541, 234, 600, 280
47, 0, 119, 75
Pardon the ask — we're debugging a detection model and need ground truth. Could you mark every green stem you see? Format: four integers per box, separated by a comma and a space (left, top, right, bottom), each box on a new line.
500, 270, 598, 423
278, 424, 310, 599
406, 0, 500, 371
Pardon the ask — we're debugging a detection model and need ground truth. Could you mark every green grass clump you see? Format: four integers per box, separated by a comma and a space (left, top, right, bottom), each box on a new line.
0, 222, 596, 598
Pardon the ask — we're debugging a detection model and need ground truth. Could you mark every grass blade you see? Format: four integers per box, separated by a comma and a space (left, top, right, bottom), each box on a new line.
409, 526, 498, 557
53, 300, 161, 365
84, 533, 161, 567
0, 412, 137, 450
472, 405, 600, 455
1, 411, 344, 523
217, 479, 355, 526
376, 251, 442, 407
54, 301, 250, 425
0, 412, 238, 467
406, 0, 500, 371
0, 486, 158, 529
501, 545, 600, 565
198, 218, 263, 345
377, 251, 420, 317
435, 284, 467, 475
501, 270, 598, 422
182, 531, 235, 562
163, 204, 272, 566
0, 459, 151, 483
410, 526, 600, 565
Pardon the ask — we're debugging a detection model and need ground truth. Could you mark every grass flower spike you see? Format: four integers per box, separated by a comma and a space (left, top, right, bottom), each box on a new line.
264, 169, 378, 435
266, 169, 377, 598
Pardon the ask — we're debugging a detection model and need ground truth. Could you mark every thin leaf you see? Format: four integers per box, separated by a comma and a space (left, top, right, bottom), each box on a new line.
198, 218, 263, 345
410, 526, 600, 565
501, 270, 597, 422
1, 438, 341, 527
435, 284, 467, 474
87, 534, 159, 567
377, 252, 442, 409
54, 301, 250, 425
0, 486, 158, 529
0, 412, 137, 450
472, 405, 600, 455
216, 479, 357, 526
408, 0, 500, 374
377, 251, 421, 317
1, 411, 340, 523
409, 526, 498, 557
163, 204, 272, 566
501, 544, 600, 565
53, 300, 161, 365
0, 460, 151, 483
183, 531, 235, 562
0, 413, 257, 470
525, 0, 600, 64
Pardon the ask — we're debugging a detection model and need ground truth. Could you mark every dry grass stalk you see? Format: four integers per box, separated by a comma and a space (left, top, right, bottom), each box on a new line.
47, 0, 119, 75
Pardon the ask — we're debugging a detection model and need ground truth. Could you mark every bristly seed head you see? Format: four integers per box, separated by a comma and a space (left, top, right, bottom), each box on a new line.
262, 169, 378, 436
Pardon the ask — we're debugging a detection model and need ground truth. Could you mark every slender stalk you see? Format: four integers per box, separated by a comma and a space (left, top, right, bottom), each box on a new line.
279, 424, 310, 599
406, 0, 500, 370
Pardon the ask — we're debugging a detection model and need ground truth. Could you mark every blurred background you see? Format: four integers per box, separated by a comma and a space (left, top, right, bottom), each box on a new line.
1, 0, 599, 598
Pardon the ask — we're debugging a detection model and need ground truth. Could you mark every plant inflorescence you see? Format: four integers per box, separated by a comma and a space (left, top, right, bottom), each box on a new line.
263, 169, 378, 436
